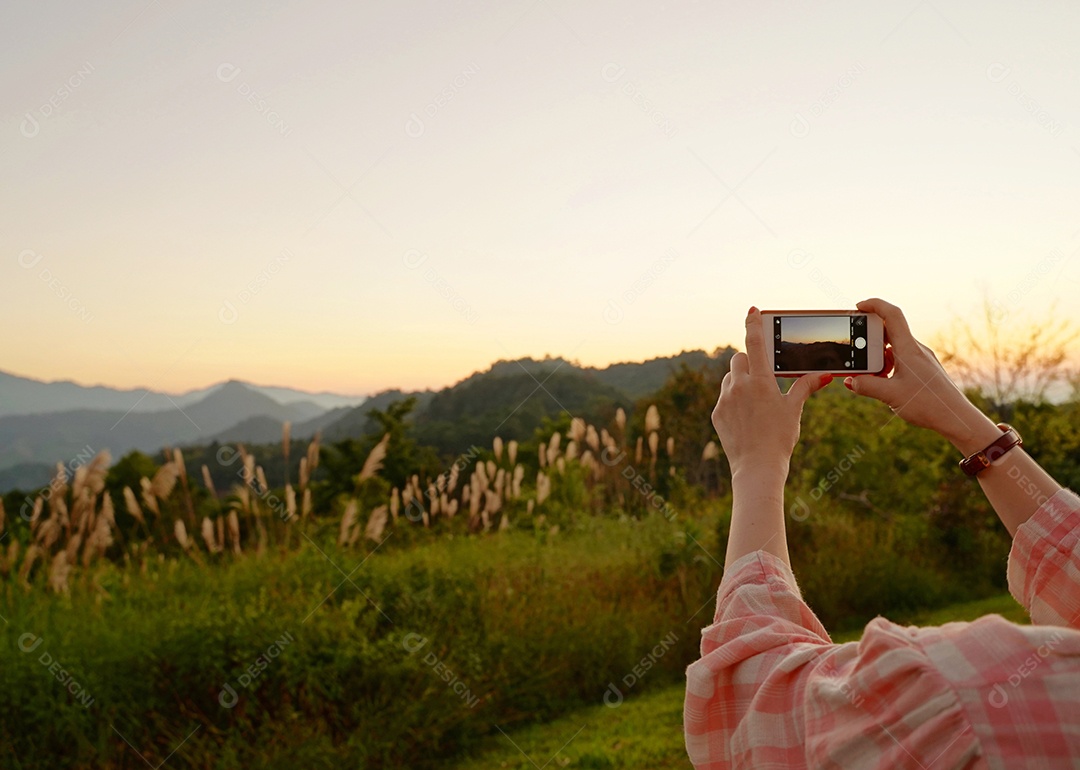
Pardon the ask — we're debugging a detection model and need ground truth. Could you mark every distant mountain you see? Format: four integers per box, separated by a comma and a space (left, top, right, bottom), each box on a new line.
243, 385, 365, 412
207, 405, 354, 445
0, 381, 328, 476
446, 350, 734, 402
316, 349, 735, 456
321, 390, 435, 441
0, 369, 365, 419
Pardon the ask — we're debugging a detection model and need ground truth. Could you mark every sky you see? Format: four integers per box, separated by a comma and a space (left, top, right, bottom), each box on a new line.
780, 316, 851, 346
3, 0, 1079, 397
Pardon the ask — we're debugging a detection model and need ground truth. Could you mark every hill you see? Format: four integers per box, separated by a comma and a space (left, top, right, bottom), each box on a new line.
0, 369, 364, 419
0, 382, 325, 476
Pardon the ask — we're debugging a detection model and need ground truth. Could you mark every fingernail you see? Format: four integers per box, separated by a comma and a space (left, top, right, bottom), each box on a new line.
843, 377, 853, 391
820, 374, 833, 386
747, 305, 758, 315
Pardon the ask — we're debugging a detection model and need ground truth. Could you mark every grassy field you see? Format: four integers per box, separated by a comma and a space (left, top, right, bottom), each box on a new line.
451, 592, 1030, 769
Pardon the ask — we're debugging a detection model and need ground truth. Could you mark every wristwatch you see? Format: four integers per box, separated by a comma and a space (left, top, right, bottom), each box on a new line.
959, 423, 1022, 477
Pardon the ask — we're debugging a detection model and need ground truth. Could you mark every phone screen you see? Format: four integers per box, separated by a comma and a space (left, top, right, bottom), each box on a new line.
773, 314, 869, 372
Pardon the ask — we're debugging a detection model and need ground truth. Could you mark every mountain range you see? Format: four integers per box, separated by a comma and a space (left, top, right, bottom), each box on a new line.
0, 348, 734, 493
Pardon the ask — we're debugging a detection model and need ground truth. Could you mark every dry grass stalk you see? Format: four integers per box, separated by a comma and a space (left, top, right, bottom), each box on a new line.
666, 437, 675, 456
28, 497, 43, 535
150, 462, 180, 500
201, 465, 218, 500
586, 425, 600, 453
123, 486, 146, 525
499, 513, 510, 531
256, 466, 269, 495
615, 407, 627, 432
298, 457, 309, 490
390, 488, 400, 520
536, 472, 551, 505
635, 437, 644, 465
547, 433, 561, 460
173, 449, 187, 482
227, 510, 241, 553
19, 544, 42, 586
565, 441, 578, 461
538, 444, 547, 468
364, 505, 389, 542
285, 484, 296, 522
493, 436, 504, 463
648, 431, 659, 457
174, 520, 191, 550
645, 405, 660, 434
702, 441, 720, 461
201, 517, 220, 553
1, 540, 19, 579
508, 440, 518, 466
301, 489, 312, 520
48, 552, 71, 594
139, 478, 160, 517
512, 464, 524, 498
339, 499, 358, 546
357, 433, 390, 484
570, 417, 586, 443
306, 434, 321, 475
65, 532, 83, 564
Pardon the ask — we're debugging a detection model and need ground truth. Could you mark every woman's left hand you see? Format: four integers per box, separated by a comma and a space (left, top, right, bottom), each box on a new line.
712, 307, 832, 479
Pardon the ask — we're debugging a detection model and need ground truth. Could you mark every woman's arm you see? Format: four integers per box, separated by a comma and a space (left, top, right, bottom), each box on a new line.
847, 298, 1062, 536
714, 307, 831, 568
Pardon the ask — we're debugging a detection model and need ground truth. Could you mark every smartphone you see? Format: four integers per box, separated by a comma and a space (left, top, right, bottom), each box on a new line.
760, 310, 885, 376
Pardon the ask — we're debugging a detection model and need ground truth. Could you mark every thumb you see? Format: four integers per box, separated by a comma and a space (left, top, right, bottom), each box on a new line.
787, 372, 832, 407
845, 374, 892, 403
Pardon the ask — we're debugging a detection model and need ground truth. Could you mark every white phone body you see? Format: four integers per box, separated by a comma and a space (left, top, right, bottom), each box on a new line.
760, 310, 885, 376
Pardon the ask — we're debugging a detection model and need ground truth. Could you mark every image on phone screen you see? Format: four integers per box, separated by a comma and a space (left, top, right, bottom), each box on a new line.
773, 315, 868, 371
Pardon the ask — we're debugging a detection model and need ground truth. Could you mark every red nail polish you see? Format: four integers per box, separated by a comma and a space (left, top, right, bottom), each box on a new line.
820, 374, 833, 386
843, 377, 853, 391
748, 306, 757, 315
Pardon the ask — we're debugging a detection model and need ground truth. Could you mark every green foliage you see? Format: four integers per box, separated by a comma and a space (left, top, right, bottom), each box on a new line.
0, 514, 715, 769
414, 371, 630, 456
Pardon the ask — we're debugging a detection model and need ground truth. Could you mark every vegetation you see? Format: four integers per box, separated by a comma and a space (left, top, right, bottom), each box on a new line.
0, 338, 1076, 768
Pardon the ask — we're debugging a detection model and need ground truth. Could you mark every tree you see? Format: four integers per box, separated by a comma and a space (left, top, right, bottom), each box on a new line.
934, 296, 1078, 419
318, 397, 440, 505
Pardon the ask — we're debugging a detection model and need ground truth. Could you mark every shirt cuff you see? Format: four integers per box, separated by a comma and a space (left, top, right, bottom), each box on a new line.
1007, 487, 1080, 626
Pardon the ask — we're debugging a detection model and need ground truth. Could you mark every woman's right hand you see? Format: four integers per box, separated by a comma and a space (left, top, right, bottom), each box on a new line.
846, 298, 1001, 454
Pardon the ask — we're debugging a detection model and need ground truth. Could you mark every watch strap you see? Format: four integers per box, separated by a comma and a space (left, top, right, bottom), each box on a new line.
959, 423, 1022, 477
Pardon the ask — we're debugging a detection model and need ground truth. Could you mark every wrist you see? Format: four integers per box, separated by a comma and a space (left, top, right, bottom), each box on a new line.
939, 403, 1003, 456
731, 459, 789, 491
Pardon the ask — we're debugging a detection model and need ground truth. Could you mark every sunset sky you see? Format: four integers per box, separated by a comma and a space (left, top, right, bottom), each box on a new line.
3, 1, 1079, 397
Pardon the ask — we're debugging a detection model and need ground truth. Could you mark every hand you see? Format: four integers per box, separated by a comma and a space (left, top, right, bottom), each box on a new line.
846, 298, 999, 453
713, 307, 832, 478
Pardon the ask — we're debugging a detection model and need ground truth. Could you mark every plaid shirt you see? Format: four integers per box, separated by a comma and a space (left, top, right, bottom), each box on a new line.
685, 488, 1080, 769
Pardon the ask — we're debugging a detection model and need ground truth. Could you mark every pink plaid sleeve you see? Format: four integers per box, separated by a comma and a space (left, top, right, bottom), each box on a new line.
685, 488, 1080, 768
684, 552, 982, 769
1006, 487, 1080, 628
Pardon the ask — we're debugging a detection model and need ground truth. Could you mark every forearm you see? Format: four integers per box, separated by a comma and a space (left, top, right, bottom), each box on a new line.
726, 463, 790, 568
941, 404, 1062, 537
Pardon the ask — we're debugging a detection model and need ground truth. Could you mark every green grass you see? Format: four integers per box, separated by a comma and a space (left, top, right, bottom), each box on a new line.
832, 591, 1028, 642
454, 592, 1029, 769
449, 682, 692, 770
